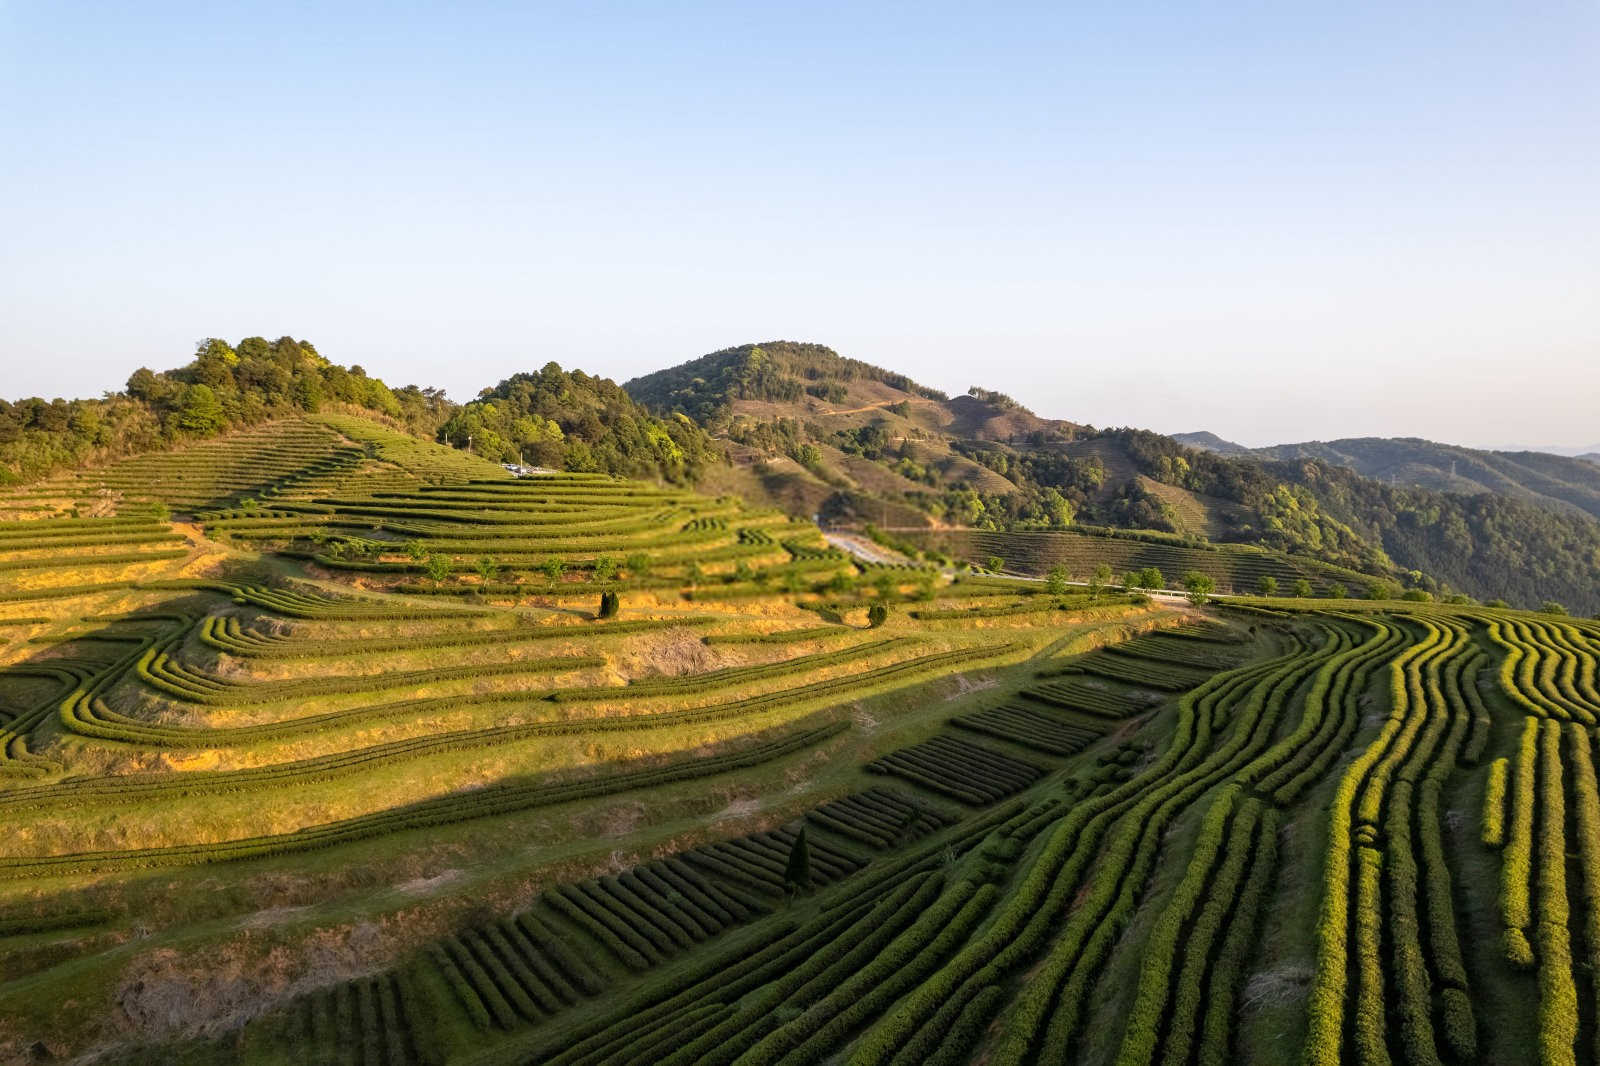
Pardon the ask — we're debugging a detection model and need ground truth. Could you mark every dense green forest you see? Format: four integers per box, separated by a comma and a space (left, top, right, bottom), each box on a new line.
438, 363, 721, 484
1204, 434, 1600, 521
1116, 428, 1600, 612
0, 337, 448, 485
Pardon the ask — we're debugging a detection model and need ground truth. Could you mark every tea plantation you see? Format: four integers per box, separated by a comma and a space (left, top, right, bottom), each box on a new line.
0, 416, 1595, 1066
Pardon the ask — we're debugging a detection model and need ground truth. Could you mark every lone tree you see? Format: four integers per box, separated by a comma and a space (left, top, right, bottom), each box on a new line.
1541, 601, 1570, 616
867, 602, 888, 628
423, 553, 450, 587
1088, 563, 1113, 600
1045, 564, 1069, 595
1183, 571, 1216, 606
598, 590, 620, 619
1293, 578, 1313, 598
475, 556, 500, 585
1257, 575, 1278, 596
541, 557, 566, 584
784, 826, 812, 898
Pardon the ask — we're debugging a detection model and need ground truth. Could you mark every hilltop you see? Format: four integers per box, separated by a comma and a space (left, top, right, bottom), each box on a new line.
1172, 430, 1250, 455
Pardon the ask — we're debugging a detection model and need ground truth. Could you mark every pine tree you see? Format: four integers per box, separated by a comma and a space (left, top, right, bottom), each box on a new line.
784, 826, 812, 897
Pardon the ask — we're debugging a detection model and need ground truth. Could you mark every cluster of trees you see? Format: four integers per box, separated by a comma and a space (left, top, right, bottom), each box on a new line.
964, 386, 1028, 413
438, 363, 721, 485
1099, 426, 1600, 612
0, 337, 448, 485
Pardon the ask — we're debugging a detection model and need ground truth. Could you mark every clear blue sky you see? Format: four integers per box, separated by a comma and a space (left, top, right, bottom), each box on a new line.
2, 2, 1596, 449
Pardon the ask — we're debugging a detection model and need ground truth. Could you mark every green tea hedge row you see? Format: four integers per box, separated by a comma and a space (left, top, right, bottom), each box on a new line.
1021, 677, 1163, 720
867, 735, 1046, 806
0, 721, 848, 878
805, 788, 955, 850
0, 548, 187, 573
951, 704, 1101, 756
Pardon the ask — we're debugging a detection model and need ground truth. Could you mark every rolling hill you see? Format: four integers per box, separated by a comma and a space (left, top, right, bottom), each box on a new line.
2, 407, 1599, 1065
629, 343, 1600, 614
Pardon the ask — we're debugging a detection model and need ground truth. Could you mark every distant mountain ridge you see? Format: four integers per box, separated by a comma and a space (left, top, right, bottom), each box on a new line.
1172, 431, 1250, 456
1179, 432, 1600, 522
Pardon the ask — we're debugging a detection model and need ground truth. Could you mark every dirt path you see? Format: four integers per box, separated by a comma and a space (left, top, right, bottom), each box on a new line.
823, 531, 912, 566
818, 397, 933, 417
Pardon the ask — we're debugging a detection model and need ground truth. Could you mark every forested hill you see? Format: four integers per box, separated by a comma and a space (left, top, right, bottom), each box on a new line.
1114, 430, 1600, 614
1184, 433, 1600, 523
628, 342, 1600, 613
438, 363, 721, 485
0, 337, 449, 485
8, 337, 1600, 612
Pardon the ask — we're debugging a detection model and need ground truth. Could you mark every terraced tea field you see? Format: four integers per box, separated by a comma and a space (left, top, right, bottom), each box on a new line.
1, 415, 1597, 1066
902, 526, 1373, 595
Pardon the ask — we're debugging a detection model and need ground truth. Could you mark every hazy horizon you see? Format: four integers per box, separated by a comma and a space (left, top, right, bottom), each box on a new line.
3, 2, 1595, 451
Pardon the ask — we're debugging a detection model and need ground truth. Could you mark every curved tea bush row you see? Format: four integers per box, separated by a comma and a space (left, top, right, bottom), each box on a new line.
1114, 786, 1274, 1066
1487, 617, 1599, 725
1109, 633, 1241, 670
1164, 621, 1244, 643
529, 799, 1039, 1066
681, 824, 866, 901
0, 529, 182, 551
1060, 649, 1213, 692
1247, 616, 1401, 805
906, 597, 1116, 621
805, 788, 956, 851
1021, 677, 1164, 720
702, 625, 854, 646
950, 704, 1103, 756
262, 970, 436, 1066
1499, 715, 1541, 968
1483, 757, 1510, 846
0, 548, 188, 573
136, 641, 601, 706
64, 640, 1014, 752
0, 581, 139, 603
847, 635, 1322, 1066
139, 579, 489, 620
0, 722, 849, 879
984, 630, 1338, 1065
1534, 719, 1578, 1064
1302, 618, 1474, 1066
200, 614, 694, 659
1565, 722, 1600, 1066
867, 735, 1048, 806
